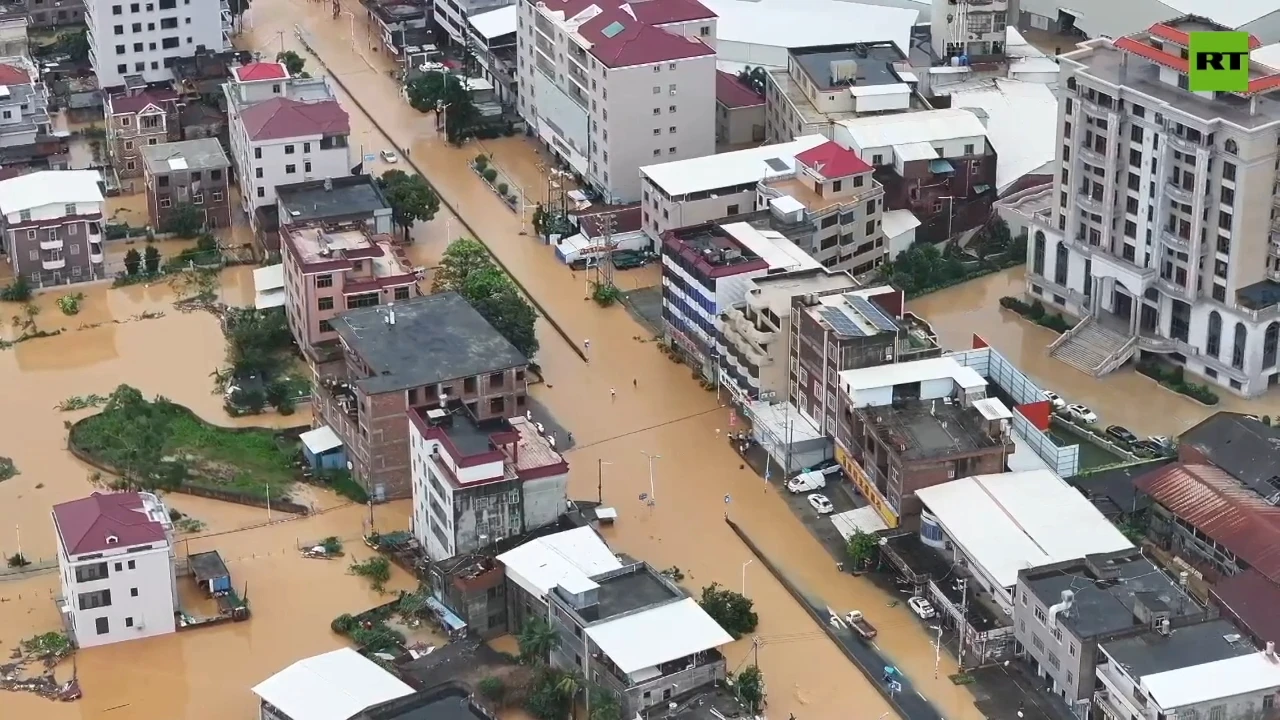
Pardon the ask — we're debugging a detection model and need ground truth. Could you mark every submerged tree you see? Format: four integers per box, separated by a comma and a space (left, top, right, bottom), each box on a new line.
377, 170, 440, 242
405, 71, 479, 144
433, 239, 539, 357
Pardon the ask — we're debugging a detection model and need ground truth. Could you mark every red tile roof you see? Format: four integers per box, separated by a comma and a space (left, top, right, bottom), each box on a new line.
1135, 463, 1280, 583
240, 97, 351, 141
794, 141, 872, 180
1211, 569, 1280, 645
107, 89, 179, 116
716, 71, 763, 109
1116, 30, 1280, 96
0, 63, 29, 85
579, 9, 715, 68
1148, 21, 1262, 50
234, 62, 289, 82
53, 492, 168, 556
627, 0, 715, 25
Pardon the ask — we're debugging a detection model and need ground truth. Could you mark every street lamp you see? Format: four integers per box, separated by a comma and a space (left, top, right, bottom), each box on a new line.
640, 451, 660, 504
597, 459, 612, 504
741, 559, 753, 595
929, 624, 942, 679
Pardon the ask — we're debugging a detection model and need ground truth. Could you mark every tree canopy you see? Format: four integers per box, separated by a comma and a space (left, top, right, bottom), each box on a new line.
223, 306, 292, 377
433, 239, 539, 358
162, 202, 204, 238
406, 71, 479, 144
737, 665, 765, 713
517, 617, 558, 665
698, 582, 759, 639
377, 170, 440, 241
276, 50, 308, 78
845, 530, 879, 570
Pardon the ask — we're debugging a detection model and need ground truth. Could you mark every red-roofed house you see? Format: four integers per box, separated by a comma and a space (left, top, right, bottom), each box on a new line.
516, 0, 717, 203
715, 71, 764, 146
52, 491, 178, 648
105, 89, 180, 191
225, 68, 353, 218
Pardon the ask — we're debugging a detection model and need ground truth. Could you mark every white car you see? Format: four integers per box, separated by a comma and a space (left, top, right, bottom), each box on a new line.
380, 149, 399, 163
787, 465, 841, 494
807, 494, 835, 515
1042, 390, 1066, 410
907, 596, 936, 619
1065, 403, 1097, 424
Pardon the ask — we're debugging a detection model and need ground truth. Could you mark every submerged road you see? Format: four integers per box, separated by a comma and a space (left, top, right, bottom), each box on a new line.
238, 3, 991, 718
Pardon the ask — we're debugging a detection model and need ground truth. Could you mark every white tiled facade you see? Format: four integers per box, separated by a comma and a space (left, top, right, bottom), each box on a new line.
515, 0, 717, 203
1020, 24, 1280, 397
86, 0, 229, 89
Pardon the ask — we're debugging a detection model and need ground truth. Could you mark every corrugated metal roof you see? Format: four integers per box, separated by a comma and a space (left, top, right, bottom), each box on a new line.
1211, 569, 1280, 646
1135, 463, 1280, 583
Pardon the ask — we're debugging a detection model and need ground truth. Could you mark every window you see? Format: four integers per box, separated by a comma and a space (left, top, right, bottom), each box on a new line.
114, 24, 124, 34
319, 319, 334, 333
964, 143, 975, 155
1130, 125, 1143, 143
78, 589, 112, 610
159, 197, 171, 208
668, 147, 676, 155
1221, 187, 1234, 206
131, 23, 141, 31
125, 617, 134, 628
303, 142, 311, 153
256, 187, 265, 198
113, 4, 122, 12
727, 204, 739, 215
871, 154, 882, 165
133, 42, 143, 51
394, 286, 411, 300
116, 44, 125, 53
1032, 634, 1044, 652
253, 147, 262, 160
284, 144, 295, 154
347, 292, 379, 309
285, 164, 296, 174
316, 274, 333, 288
96, 617, 110, 635
75, 562, 109, 582
866, 220, 875, 235
192, 194, 203, 205
127, 560, 135, 570
317, 297, 334, 310
1034, 606, 1047, 624
669, 105, 676, 113
161, 17, 177, 28
212, 191, 223, 202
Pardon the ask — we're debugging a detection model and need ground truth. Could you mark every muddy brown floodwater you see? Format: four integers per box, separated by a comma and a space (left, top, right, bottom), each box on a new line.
225, 3, 1004, 718
907, 268, 1280, 437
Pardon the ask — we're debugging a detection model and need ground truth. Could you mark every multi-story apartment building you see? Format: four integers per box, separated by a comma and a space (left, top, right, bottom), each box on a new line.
265, 174, 393, 259
1014, 547, 1209, 718
497, 526, 622, 634
0, 58, 52, 151
363, 0, 430, 56
85, 0, 229, 90
1015, 0, 1280, 45
140, 138, 231, 230
662, 218, 820, 379
764, 41, 929, 144
715, 70, 763, 147
1014, 17, 1280, 398
929, 0, 1009, 62
545, 562, 732, 718
436, 0, 510, 47
760, 140, 887, 274
640, 134, 827, 243
0, 169, 105, 286
516, 0, 717, 203
408, 404, 568, 562
792, 286, 943, 439
834, 107, 996, 243
52, 491, 178, 648
1094, 618, 1280, 720
104, 88, 180, 190
316, 292, 530, 499
719, 267, 859, 401
0, 0, 86, 29
468, 5, 517, 105
280, 220, 418, 367
834, 355, 1013, 526
224, 63, 352, 221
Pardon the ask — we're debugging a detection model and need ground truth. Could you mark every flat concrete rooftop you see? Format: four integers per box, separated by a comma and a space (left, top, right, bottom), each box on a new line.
595, 567, 681, 621
863, 400, 1001, 461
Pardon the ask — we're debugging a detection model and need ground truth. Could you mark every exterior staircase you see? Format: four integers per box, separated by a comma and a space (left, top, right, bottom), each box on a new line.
1048, 316, 1136, 376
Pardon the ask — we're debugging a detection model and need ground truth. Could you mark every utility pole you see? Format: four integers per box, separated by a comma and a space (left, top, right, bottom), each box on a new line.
930, 624, 942, 679
592, 212, 618, 296
957, 578, 969, 670
641, 451, 660, 506
597, 459, 612, 504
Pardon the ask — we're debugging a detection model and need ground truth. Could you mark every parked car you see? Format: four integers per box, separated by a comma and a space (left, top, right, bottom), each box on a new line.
1131, 440, 1165, 456
907, 596, 936, 619
380, 149, 399, 163
1105, 425, 1138, 444
1065, 403, 1097, 423
1042, 390, 1066, 410
1147, 435, 1173, 451
808, 494, 835, 515
787, 466, 841, 494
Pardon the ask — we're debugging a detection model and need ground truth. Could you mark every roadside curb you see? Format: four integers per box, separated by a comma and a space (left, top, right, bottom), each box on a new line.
302, 39, 587, 363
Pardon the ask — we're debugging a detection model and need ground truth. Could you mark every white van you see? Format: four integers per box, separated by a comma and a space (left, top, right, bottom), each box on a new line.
786, 465, 840, 493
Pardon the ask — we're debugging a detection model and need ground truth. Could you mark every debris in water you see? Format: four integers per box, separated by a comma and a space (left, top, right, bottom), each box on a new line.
56, 394, 109, 412
0, 456, 17, 481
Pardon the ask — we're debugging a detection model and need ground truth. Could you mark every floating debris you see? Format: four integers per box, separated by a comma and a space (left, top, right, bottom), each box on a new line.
57, 394, 109, 412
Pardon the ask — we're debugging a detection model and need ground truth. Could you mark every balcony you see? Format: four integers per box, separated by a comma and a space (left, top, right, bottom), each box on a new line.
1160, 226, 1189, 250
1076, 192, 1105, 214
1078, 145, 1105, 165
40, 237, 64, 251
1164, 178, 1192, 204
1166, 133, 1200, 154
42, 256, 66, 270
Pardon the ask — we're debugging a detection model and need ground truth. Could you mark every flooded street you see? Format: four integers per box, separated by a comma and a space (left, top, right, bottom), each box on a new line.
908, 268, 1280, 437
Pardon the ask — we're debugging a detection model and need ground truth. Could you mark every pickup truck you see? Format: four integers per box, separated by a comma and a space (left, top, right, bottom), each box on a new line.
844, 610, 877, 640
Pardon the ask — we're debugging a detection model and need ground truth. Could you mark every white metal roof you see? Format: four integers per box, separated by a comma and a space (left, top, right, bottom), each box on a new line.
893, 141, 938, 162
1254, 43, 1280, 72
721, 222, 821, 272
641, 135, 828, 197
848, 82, 911, 98
0, 170, 103, 214
496, 526, 622, 599
468, 4, 516, 40
840, 356, 986, 394
915, 470, 1133, 590
300, 426, 343, 455
1161, 0, 1277, 29
972, 397, 1013, 421
1142, 652, 1280, 710
585, 598, 734, 674
700, 0, 917, 62
830, 506, 888, 541
836, 108, 988, 152
881, 209, 920, 239
251, 648, 414, 720
253, 264, 287, 309
949, 80, 1058, 194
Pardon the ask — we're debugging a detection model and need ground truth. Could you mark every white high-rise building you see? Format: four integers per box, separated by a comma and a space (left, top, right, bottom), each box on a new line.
1005, 15, 1280, 397
85, 0, 230, 89
516, 0, 718, 204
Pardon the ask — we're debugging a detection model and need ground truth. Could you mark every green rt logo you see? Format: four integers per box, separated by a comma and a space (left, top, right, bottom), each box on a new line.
1189, 32, 1250, 92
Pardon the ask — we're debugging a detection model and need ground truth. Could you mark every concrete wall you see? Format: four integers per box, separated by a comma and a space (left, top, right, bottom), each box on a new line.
521, 473, 568, 531
62, 542, 176, 648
